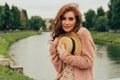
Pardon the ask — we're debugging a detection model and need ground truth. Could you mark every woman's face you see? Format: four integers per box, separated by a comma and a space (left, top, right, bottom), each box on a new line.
61, 11, 76, 32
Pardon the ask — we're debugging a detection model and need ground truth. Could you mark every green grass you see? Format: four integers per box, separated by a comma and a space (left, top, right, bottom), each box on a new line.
0, 64, 33, 80
0, 31, 37, 80
91, 32, 120, 45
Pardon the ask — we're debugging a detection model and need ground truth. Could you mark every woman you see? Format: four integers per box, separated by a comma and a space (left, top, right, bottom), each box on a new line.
49, 3, 96, 80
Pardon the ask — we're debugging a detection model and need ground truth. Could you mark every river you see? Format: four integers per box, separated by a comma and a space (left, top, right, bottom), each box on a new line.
8, 32, 120, 80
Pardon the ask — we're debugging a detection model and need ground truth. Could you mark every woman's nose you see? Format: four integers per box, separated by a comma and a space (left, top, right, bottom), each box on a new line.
65, 20, 69, 24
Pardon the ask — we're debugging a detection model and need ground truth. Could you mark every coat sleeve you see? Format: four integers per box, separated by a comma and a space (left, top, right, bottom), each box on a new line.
49, 38, 64, 73
57, 28, 96, 69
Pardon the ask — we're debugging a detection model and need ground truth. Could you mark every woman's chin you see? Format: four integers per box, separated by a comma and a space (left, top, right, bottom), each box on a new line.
64, 30, 71, 32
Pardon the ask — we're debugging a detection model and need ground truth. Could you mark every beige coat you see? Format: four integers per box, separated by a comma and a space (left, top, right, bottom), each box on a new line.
49, 27, 96, 80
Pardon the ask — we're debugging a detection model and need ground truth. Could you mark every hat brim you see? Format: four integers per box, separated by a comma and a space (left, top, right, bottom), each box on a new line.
58, 32, 82, 56
58, 36, 73, 53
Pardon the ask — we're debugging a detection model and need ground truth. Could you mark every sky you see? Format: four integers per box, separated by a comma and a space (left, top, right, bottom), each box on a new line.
0, 0, 110, 19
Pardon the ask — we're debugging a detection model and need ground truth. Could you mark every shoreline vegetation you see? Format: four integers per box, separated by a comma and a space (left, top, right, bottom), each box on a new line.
0, 31, 37, 80
91, 31, 120, 45
0, 31, 120, 80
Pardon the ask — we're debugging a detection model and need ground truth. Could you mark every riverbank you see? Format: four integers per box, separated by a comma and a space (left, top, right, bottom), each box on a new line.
0, 31, 37, 58
0, 64, 33, 80
91, 32, 120, 45
0, 31, 37, 80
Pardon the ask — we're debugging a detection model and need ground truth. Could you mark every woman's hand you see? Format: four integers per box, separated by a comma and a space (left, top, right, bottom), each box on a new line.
57, 44, 67, 56
49, 38, 59, 54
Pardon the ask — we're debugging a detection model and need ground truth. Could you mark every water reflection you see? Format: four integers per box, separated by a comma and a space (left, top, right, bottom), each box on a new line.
106, 44, 120, 79
94, 44, 120, 80
94, 45, 110, 80
107, 44, 120, 64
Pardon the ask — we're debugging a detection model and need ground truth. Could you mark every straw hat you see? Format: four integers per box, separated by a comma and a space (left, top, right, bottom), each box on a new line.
58, 32, 81, 56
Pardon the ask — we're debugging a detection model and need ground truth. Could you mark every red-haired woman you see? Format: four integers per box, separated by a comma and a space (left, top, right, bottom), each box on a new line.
49, 3, 96, 80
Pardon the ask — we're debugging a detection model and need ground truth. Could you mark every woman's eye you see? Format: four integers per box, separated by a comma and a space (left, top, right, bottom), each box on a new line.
61, 17, 66, 20
69, 17, 74, 21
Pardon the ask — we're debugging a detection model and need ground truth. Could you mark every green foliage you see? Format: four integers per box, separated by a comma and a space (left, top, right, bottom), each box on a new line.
108, 0, 120, 30
0, 37, 8, 57
41, 20, 46, 31
83, 0, 120, 31
29, 16, 46, 31
3, 3, 11, 31
20, 9, 29, 30
10, 6, 21, 30
93, 7, 108, 32
96, 7, 105, 17
0, 6, 5, 30
84, 9, 96, 29
0, 3, 46, 32
83, 6, 108, 32
0, 65, 33, 80
0, 3, 30, 31
92, 32, 120, 44
94, 16, 108, 32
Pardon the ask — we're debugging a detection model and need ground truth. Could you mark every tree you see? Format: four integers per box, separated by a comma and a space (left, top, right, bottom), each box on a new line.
0, 6, 5, 30
3, 3, 11, 31
29, 16, 46, 31
94, 16, 108, 32
49, 19, 54, 31
84, 9, 96, 30
107, 0, 120, 30
107, 5, 113, 29
96, 7, 105, 17
92, 6, 108, 32
20, 9, 29, 30
11, 6, 21, 30
41, 19, 46, 31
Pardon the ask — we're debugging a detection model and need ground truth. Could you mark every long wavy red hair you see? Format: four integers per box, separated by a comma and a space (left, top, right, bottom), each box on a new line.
51, 3, 82, 40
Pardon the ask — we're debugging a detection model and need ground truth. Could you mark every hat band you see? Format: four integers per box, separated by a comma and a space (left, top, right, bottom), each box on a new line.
70, 38, 75, 55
